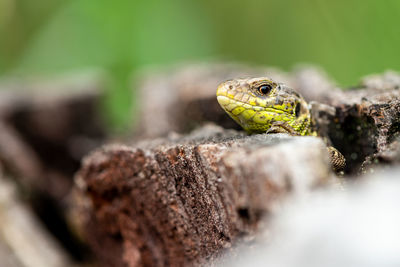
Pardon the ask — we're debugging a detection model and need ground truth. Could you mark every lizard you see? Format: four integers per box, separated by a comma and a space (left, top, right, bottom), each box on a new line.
216, 77, 345, 172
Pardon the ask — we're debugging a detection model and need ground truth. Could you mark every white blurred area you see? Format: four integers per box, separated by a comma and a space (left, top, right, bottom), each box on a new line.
219, 168, 400, 267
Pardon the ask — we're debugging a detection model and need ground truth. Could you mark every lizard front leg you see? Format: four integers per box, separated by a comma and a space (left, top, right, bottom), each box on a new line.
327, 146, 346, 173
266, 121, 300, 135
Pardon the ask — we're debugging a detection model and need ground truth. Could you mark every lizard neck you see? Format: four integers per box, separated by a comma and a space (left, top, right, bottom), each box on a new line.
288, 105, 316, 136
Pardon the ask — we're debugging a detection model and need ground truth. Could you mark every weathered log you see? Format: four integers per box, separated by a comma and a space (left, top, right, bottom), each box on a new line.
72, 65, 400, 266
76, 125, 337, 267
324, 72, 400, 173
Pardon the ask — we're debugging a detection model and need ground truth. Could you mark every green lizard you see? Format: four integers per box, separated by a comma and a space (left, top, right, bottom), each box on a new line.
216, 77, 345, 172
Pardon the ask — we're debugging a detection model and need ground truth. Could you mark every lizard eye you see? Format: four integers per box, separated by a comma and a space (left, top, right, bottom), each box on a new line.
258, 84, 272, 95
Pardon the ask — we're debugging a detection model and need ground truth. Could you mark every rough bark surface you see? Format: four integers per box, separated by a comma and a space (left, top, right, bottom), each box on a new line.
76, 126, 335, 267
1, 65, 398, 266
325, 72, 400, 173
72, 65, 400, 266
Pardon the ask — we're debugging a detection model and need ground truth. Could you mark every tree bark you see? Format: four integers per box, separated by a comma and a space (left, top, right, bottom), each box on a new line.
76, 66, 400, 266
76, 126, 336, 267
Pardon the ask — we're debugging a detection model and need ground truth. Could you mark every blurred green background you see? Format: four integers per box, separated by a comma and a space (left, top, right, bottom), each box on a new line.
1, 0, 400, 130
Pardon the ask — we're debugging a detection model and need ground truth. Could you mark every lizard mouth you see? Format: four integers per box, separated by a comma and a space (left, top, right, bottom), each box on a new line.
216, 95, 289, 114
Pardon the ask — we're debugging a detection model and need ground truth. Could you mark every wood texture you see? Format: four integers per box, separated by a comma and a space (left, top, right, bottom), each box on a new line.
76, 126, 335, 266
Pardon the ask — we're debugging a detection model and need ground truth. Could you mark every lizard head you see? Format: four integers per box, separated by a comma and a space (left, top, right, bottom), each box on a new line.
216, 77, 311, 135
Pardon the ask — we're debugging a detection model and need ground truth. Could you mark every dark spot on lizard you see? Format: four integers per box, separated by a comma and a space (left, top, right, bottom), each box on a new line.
295, 104, 301, 117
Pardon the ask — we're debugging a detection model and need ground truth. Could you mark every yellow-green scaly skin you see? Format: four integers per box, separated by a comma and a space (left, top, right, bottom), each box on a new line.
216, 77, 316, 136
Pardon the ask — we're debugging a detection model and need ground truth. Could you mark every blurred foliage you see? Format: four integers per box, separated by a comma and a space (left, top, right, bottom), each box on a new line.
1, 0, 400, 130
